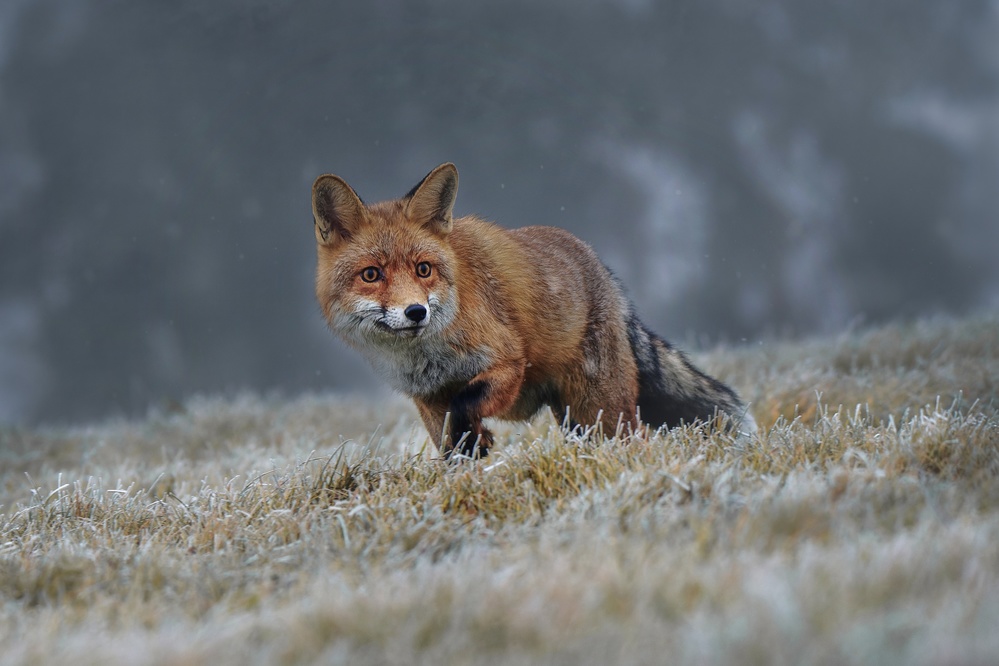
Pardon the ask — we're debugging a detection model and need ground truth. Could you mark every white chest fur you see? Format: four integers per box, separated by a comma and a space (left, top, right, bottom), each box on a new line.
363, 336, 491, 397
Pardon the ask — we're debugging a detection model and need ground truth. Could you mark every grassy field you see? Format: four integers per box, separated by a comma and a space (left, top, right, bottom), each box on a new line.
1, 314, 998, 665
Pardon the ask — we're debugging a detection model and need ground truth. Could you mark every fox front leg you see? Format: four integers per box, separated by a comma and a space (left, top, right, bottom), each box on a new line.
414, 395, 487, 458
415, 393, 492, 459
448, 359, 527, 458
444, 380, 497, 458
415, 360, 526, 459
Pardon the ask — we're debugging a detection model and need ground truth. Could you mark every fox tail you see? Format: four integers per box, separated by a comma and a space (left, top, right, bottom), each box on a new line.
627, 314, 757, 439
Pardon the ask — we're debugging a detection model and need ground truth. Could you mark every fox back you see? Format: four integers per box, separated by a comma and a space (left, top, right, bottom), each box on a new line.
313, 163, 755, 458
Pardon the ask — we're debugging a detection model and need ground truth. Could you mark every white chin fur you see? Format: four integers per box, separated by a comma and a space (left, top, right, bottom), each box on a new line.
382, 306, 428, 332
332, 290, 458, 344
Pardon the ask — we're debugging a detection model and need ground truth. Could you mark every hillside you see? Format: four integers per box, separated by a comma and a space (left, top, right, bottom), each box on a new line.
1, 314, 998, 665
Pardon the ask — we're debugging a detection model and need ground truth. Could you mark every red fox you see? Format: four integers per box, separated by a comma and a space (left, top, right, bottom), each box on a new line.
312, 163, 756, 458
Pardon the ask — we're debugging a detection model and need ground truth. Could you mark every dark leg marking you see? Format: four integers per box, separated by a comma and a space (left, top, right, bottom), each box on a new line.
447, 380, 493, 459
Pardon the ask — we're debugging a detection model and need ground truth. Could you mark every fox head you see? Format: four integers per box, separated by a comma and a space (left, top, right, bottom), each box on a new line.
312, 163, 460, 347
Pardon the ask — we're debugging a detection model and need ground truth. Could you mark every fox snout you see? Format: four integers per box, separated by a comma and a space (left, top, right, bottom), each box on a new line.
331, 288, 457, 344
374, 301, 431, 336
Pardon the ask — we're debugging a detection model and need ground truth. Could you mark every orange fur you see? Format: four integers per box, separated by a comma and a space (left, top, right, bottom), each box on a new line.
313, 163, 753, 458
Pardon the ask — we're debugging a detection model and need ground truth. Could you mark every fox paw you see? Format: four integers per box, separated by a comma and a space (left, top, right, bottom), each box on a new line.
449, 425, 494, 460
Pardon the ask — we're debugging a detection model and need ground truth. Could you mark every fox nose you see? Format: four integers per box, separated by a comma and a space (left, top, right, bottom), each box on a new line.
404, 304, 427, 323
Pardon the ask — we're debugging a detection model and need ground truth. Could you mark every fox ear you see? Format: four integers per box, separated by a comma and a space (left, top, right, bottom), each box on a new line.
312, 174, 365, 245
405, 163, 458, 235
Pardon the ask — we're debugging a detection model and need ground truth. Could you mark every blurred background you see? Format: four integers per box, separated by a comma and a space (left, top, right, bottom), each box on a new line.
1, 0, 997, 425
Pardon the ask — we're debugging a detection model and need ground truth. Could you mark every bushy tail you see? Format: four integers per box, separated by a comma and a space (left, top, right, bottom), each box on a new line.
628, 315, 756, 438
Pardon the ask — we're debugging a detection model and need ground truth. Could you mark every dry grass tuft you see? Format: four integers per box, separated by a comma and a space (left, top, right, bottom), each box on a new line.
1, 313, 998, 665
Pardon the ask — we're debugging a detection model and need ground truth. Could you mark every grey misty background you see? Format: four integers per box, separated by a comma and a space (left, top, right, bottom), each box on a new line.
1, 0, 998, 426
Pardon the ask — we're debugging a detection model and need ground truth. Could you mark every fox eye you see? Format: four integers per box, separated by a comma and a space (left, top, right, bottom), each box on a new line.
416, 262, 432, 278
360, 267, 381, 283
